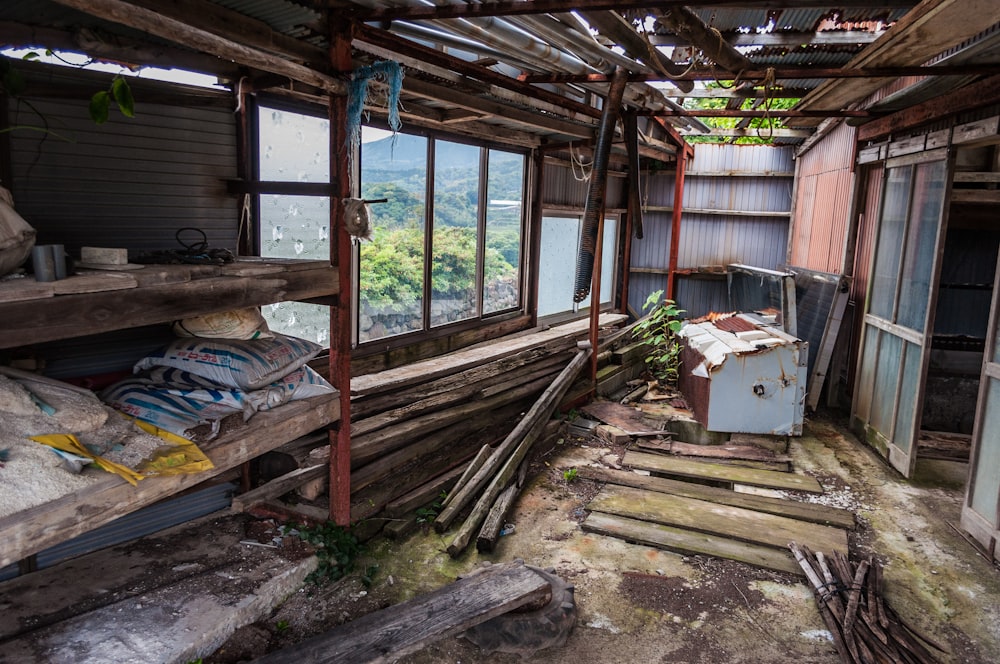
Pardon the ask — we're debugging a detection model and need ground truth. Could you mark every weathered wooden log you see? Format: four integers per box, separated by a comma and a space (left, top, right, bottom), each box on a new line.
476, 483, 520, 553
351, 350, 569, 437
384, 465, 464, 519
441, 444, 492, 510
231, 464, 326, 512
443, 350, 591, 555
352, 373, 556, 468
435, 348, 591, 534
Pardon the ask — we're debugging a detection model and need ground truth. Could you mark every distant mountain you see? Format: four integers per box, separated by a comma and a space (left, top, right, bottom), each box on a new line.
361, 133, 483, 171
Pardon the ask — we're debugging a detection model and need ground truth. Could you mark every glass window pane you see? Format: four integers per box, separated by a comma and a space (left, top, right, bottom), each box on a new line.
970, 378, 1000, 521
258, 106, 329, 182
359, 129, 427, 342
855, 326, 879, 424
994, 319, 1000, 365
892, 341, 922, 454
260, 194, 330, 260
432, 141, 481, 327
538, 216, 579, 317
599, 217, 617, 304
870, 333, 902, 437
897, 161, 947, 331
869, 167, 911, 320
484, 149, 523, 314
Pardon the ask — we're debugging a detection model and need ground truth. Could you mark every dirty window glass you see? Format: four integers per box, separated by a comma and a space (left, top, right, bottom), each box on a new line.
257, 104, 331, 347
869, 166, 910, 320
970, 378, 1000, 521
484, 149, 523, 315
432, 140, 481, 327
897, 160, 947, 332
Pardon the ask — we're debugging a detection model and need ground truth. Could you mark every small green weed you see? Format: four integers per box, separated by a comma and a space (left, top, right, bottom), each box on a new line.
288, 521, 361, 586
275, 619, 290, 633
563, 467, 579, 482
415, 490, 447, 524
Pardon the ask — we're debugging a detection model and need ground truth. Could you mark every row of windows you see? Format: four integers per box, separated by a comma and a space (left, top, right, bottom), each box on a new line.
253, 102, 615, 348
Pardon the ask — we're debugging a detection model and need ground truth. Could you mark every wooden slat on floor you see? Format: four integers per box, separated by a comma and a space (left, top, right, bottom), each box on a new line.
588, 484, 849, 555
635, 441, 791, 472
577, 466, 854, 530
583, 511, 803, 576
253, 561, 551, 664
624, 450, 824, 494
636, 438, 791, 464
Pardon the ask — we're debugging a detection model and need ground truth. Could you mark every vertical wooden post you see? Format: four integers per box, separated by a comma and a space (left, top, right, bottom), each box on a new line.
666, 145, 690, 301
328, 20, 353, 526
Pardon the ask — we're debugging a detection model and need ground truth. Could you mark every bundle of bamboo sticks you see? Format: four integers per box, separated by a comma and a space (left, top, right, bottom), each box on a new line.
789, 543, 945, 664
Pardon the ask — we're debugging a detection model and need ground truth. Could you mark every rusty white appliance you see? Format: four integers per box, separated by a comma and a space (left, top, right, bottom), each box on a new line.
677, 313, 807, 436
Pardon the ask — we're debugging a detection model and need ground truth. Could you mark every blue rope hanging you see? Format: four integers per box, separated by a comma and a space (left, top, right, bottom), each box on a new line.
346, 60, 403, 156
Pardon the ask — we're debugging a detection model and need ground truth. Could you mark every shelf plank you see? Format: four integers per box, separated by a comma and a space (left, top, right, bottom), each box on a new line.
0, 394, 339, 569
0, 261, 338, 349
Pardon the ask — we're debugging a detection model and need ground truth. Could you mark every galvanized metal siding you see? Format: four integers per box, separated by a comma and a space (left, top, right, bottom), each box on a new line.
8, 93, 238, 254
541, 162, 626, 210
629, 145, 794, 317
845, 163, 884, 394
789, 121, 856, 273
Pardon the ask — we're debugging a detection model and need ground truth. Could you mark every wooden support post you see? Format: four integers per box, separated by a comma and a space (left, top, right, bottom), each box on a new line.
666, 144, 689, 301
328, 20, 353, 526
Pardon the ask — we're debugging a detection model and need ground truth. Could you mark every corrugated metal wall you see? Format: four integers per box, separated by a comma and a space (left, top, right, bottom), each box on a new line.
628, 144, 795, 318
4, 67, 239, 378
7, 75, 238, 254
542, 160, 625, 209
846, 163, 884, 396
789, 121, 856, 273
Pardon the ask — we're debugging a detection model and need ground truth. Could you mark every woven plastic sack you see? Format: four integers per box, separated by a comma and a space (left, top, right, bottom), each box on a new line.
133, 332, 323, 391
172, 307, 272, 340
0, 187, 36, 276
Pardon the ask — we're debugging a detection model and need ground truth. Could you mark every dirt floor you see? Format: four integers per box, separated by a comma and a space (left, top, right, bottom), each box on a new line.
205, 411, 1000, 664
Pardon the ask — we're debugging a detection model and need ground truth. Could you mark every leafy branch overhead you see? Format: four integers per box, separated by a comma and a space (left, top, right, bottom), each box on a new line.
89, 75, 135, 124
1, 51, 135, 127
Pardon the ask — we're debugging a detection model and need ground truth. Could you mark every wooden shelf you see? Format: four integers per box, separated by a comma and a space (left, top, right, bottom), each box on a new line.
0, 393, 339, 569
0, 259, 338, 349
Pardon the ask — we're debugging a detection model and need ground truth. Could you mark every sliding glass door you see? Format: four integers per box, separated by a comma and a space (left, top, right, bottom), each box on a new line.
852, 153, 950, 477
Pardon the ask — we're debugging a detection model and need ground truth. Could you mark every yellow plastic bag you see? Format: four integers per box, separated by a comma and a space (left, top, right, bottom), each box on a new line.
31, 433, 145, 485
129, 418, 214, 476
31, 420, 213, 485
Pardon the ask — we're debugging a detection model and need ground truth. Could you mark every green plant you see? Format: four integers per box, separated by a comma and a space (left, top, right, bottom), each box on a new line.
275, 619, 290, 633
633, 289, 685, 385
289, 521, 362, 586
563, 467, 579, 482
415, 490, 447, 523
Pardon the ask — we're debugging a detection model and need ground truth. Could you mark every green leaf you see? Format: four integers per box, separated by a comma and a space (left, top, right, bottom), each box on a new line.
89, 90, 110, 124
22, 52, 40, 61
111, 77, 135, 118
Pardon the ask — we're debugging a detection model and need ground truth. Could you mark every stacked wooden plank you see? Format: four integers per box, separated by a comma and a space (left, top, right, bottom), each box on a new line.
576, 405, 855, 576
237, 316, 622, 533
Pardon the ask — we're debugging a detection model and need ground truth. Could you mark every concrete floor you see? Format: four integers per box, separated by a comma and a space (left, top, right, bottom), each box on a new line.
2, 412, 999, 663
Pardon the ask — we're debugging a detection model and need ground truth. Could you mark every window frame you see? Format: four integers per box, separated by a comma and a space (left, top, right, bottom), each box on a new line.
354, 123, 530, 348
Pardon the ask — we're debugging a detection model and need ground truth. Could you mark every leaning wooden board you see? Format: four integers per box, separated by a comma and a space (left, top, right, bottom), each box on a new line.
587, 484, 849, 555
624, 450, 824, 494
253, 561, 551, 664
582, 511, 804, 576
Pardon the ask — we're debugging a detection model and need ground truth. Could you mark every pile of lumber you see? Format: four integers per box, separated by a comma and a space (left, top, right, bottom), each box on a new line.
235, 318, 619, 533
434, 347, 592, 557
790, 543, 945, 664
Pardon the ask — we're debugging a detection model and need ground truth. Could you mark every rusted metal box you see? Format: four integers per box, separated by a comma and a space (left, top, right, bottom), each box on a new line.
677, 313, 807, 436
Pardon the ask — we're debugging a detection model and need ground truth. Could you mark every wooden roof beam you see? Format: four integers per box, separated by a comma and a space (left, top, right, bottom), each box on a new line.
47, 0, 345, 93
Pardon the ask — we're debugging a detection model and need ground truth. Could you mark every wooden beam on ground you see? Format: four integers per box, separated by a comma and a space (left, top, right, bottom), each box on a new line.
253, 561, 551, 664
624, 450, 825, 494
583, 511, 804, 576
634, 443, 791, 472
588, 484, 848, 555
577, 466, 854, 529
477, 483, 520, 553
636, 438, 792, 464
